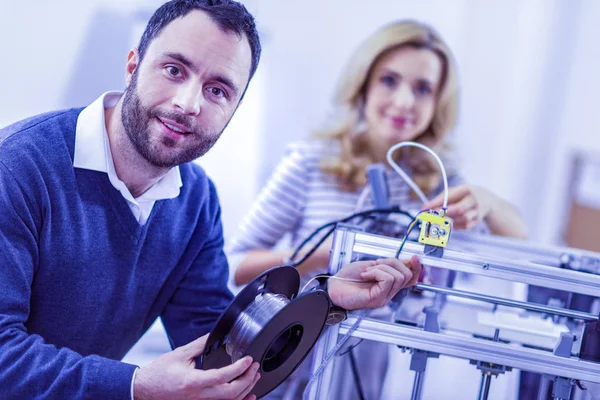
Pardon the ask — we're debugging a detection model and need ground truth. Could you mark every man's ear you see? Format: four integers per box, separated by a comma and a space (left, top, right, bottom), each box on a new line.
125, 49, 140, 87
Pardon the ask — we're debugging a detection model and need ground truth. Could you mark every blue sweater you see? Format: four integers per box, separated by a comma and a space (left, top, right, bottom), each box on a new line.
0, 109, 234, 399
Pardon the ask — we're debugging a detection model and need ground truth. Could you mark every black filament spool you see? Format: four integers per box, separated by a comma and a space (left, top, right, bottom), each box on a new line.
200, 266, 331, 398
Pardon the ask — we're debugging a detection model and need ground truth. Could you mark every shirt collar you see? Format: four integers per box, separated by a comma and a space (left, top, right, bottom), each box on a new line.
73, 91, 182, 202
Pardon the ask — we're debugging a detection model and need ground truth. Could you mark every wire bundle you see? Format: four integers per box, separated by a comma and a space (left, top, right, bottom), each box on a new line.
226, 293, 290, 362
286, 206, 415, 269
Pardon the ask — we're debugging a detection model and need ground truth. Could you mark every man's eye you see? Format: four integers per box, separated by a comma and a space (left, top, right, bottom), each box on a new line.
166, 66, 181, 77
209, 87, 224, 97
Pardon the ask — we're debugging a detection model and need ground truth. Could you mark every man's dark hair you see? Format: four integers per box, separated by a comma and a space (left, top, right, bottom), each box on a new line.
137, 0, 261, 80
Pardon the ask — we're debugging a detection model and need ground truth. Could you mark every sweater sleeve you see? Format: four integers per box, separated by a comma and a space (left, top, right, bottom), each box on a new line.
0, 161, 137, 400
226, 143, 310, 281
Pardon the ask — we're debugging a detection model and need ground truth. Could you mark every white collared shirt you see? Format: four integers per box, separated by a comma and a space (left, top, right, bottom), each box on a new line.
73, 92, 182, 225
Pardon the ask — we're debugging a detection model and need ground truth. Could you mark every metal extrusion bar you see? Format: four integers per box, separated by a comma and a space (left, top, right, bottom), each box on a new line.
451, 231, 600, 269
352, 231, 600, 297
415, 283, 599, 321
339, 317, 600, 383
307, 226, 356, 400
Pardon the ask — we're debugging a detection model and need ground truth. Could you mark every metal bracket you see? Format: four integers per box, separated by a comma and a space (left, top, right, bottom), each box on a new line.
407, 307, 442, 368
424, 244, 444, 258
470, 360, 513, 376
554, 332, 575, 357
551, 376, 574, 400
400, 306, 442, 361
469, 329, 513, 377
405, 307, 442, 400
537, 333, 577, 399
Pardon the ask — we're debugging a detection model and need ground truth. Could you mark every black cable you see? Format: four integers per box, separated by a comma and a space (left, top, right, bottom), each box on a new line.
337, 338, 363, 355
348, 348, 367, 400
287, 206, 415, 268
288, 225, 337, 269
289, 206, 403, 261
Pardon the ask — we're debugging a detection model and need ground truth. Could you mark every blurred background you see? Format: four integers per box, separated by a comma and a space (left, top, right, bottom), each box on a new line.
2, 1, 599, 398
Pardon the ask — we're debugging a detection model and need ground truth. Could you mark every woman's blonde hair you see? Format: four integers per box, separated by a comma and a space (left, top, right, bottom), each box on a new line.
318, 20, 459, 195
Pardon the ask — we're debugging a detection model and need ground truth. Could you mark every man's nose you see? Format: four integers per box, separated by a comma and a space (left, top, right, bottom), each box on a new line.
172, 83, 203, 116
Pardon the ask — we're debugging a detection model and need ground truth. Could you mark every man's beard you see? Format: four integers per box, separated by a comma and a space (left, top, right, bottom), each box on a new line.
121, 75, 222, 169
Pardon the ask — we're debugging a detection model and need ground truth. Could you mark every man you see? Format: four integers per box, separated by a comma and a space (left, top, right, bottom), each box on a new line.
0, 1, 421, 399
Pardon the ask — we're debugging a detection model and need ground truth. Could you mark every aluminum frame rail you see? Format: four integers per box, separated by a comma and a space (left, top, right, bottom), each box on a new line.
351, 230, 600, 297
336, 316, 600, 383
450, 231, 600, 273
306, 225, 600, 400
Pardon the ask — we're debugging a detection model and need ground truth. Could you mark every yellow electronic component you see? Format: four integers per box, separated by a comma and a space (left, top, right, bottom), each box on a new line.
417, 210, 452, 247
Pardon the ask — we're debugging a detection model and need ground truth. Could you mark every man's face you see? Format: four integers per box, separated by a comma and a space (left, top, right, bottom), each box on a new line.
121, 10, 252, 168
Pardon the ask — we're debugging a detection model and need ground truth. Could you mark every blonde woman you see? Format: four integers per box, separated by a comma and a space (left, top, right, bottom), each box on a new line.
228, 20, 526, 399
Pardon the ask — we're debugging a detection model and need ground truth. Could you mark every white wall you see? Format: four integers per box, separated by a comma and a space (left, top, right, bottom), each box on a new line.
536, 0, 600, 244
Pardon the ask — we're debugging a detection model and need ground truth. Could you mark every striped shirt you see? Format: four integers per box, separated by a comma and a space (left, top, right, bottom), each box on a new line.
227, 139, 469, 285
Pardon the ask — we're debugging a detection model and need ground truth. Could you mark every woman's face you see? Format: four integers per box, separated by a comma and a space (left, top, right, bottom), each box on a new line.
363, 46, 443, 147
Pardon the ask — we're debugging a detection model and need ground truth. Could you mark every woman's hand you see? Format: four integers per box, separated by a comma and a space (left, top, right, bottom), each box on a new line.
422, 184, 494, 230
422, 184, 527, 238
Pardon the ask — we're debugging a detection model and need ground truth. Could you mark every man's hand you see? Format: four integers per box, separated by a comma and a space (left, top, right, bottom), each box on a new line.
327, 256, 422, 310
134, 334, 260, 400
422, 184, 495, 230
